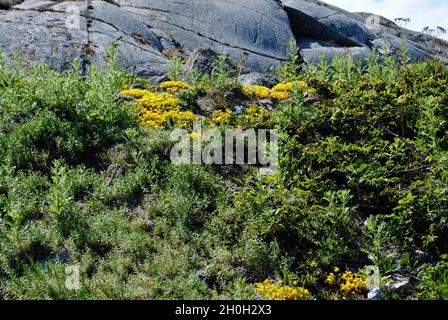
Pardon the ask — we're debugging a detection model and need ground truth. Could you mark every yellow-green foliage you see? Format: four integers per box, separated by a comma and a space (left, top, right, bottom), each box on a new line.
237, 104, 272, 128
418, 260, 448, 299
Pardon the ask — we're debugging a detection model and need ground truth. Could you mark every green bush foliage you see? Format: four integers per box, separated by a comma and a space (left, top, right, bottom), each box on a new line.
0, 46, 447, 300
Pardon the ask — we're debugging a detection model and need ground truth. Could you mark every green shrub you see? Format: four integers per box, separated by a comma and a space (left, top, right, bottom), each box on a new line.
418, 260, 448, 299
1, 46, 448, 300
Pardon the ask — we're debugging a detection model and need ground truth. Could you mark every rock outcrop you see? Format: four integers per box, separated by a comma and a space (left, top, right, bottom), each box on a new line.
0, 0, 446, 78
281, 0, 448, 64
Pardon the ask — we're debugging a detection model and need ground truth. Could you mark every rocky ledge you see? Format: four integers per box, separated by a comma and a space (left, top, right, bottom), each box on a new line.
0, 0, 447, 79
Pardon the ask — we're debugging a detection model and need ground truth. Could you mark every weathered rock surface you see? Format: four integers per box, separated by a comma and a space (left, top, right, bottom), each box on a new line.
0, 0, 446, 78
281, 0, 448, 64
183, 48, 224, 76
0, 0, 172, 79
281, 0, 374, 47
238, 72, 277, 87
115, 0, 294, 71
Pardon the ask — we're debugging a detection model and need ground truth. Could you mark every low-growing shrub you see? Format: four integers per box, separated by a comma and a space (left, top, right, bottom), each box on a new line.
1, 46, 447, 300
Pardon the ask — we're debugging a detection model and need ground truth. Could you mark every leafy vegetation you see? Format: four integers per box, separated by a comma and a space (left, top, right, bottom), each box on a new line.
0, 45, 447, 300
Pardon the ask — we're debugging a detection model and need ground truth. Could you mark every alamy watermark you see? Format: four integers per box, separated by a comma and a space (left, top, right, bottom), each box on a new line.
170, 122, 278, 175
365, 14, 382, 30
65, 5, 81, 30
65, 265, 80, 291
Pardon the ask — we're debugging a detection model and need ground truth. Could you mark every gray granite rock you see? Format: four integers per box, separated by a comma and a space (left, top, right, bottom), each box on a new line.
115, 0, 294, 72
281, 0, 373, 47
0, 0, 171, 78
282, 0, 448, 63
0, 0, 446, 79
0, 9, 88, 71
238, 72, 277, 87
183, 48, 222, 76
302, 46, 371, 65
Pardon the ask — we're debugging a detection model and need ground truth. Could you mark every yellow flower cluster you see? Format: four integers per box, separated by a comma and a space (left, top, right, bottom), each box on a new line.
209, 105, 271, 128
188, 131, 202, 141
256, 279, 311, 300
159, 81, 190, 94
137, 91, 182, 111
242, 85, 272, 100
340, 271, 366, 297
271, 81, 307, 92
211, 109, 233, 126
326, 268, 366, 297
271, 80, 318, 98
326, 272, 337, 286
242, 81, 316, 102
121, 88, 197, 128
141, 109, 197, 128
238, 104, 272, 128
269, 90, 290, 101
121, 88, 149, 99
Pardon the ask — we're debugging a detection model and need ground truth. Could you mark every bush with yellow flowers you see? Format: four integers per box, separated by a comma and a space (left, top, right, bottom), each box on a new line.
237, 104, 273, 128
120, 88, 150, 99
340, 271, 367, 297
326, 268, 367, 297
121, 88, 197, 128
140, 109, 197, 129
159, 81, 190, 94
210, 109, 233, 126
268, 90, 290, 101
271, 81, 306, 92
242, 84, 272, 100
256, 279, 312, 300
242, 81, 316, 102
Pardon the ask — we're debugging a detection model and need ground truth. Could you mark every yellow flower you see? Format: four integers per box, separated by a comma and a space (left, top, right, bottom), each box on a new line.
255, 279, 311, 300
121, 88, 196, 129
159, 81, 189, 94
188, 132, 202, 140
163, 109, 198, 128
326, 273, 337, 286
242, 81, 315, 102
269, 90, 290, 101
326, 269, 366, 296
242, 84, 271, 100
307, 88, 318, 95
335, 270, 366, 297
237, 104, 272, 128
211, 109, 233, 126
271, 81, 307, 92
121, 88, 152, 99
271, 81, 317, 98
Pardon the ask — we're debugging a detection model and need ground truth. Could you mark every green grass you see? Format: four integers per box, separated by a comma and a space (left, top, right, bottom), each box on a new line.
0, 47, 447, 300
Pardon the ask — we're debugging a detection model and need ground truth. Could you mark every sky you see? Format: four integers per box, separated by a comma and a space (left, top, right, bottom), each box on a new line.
324, 0, 448, 40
